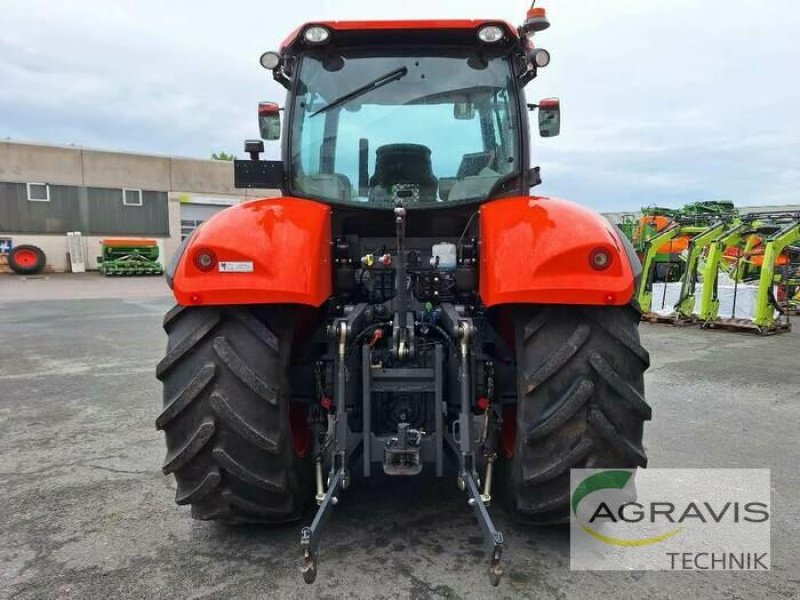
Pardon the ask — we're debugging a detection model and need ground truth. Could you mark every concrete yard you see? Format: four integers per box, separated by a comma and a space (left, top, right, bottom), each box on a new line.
1, 274, 798, 599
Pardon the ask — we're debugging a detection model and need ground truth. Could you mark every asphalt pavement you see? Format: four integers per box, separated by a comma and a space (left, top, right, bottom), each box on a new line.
0, 275, 798, 599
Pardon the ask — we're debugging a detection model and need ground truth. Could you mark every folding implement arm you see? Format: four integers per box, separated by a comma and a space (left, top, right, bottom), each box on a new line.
636, 222, 681, 314
753, 221, 800, 328
698, 223, 746, 321
675, 220, 734, 320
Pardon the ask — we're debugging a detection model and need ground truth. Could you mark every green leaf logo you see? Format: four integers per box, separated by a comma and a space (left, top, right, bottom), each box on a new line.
572, 470, 633, 516
572, 470, 682, 547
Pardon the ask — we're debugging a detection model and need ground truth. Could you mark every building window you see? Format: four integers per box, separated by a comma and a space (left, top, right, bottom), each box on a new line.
123, 189, 143, 206
27, 183, 50, 202
181, 219, 204, 240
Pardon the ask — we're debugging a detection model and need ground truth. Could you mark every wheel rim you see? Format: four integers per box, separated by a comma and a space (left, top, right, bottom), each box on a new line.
13, 249, 38, 267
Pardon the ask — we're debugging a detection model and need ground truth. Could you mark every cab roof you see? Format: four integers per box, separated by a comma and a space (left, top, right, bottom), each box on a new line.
280, 20, 520, 52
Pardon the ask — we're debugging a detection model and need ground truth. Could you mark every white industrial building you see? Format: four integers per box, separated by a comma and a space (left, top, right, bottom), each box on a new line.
0, 141, 277, 273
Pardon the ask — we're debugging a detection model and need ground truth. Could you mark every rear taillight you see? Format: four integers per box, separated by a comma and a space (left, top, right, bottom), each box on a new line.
589, 248, 612, 271
193, 248, 217, 272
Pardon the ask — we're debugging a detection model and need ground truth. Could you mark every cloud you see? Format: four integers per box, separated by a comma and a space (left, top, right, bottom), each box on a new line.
1, 0, 798, 211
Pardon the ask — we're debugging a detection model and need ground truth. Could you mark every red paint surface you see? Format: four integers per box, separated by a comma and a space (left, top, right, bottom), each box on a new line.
290, 403, 312, 458
479, 196, 635, 306
281, 20, 518, 50
172, 197, 332, 307
12, 248, 37, 267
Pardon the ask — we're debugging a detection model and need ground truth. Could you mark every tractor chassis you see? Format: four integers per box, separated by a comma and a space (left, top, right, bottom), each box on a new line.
299, 302, 505, 586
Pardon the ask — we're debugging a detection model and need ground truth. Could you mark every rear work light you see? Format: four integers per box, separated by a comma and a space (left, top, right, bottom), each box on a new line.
589, 248, 613, 271
259, 51, 281, 70
477, 25, 504, 43
193, 248, 217, 272
530, 47, 551, 68
303, 26, 330, 44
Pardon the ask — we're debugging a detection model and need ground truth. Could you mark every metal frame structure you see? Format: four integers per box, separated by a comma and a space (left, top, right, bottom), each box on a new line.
631, 205, 800, 334
299, 301, 504, 585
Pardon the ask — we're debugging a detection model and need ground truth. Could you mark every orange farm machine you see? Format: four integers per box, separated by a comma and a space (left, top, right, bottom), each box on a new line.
155, 4, 652, 585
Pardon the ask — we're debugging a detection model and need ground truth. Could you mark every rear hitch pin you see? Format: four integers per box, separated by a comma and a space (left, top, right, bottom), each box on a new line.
481, 453, 496, 506
314, 456, 325, 505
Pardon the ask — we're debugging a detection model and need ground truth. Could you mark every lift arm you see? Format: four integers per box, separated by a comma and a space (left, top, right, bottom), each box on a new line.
753, 222, 800, 327
698, 223, 746, 321
636, 222, 681, 313
675, 220, 734, 319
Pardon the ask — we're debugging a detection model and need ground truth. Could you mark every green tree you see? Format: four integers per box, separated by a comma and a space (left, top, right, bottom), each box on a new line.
211, 151, 236, 161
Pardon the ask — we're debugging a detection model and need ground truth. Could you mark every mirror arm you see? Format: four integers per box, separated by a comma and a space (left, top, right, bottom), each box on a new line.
528, 166, 542, 188
272, 69, 292, 91
518, 68, 537, 88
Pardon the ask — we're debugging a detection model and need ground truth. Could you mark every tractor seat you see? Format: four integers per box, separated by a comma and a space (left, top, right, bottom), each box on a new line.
369, 143, 437, 203
300, 173, 352, 202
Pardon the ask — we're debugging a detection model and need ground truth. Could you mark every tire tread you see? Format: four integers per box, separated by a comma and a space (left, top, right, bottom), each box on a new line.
510, 306, 651, 523
156, 305, 306, 523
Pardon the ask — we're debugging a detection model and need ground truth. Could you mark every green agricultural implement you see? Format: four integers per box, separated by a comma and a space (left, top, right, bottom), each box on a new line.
626, 201, 799, 333
698, 221, 749, 321
699, 212, 800, 334
680, 200, 736, 217
617, 213, 637, 244
631, 200, 736, 263
782, 245, 800, 315
99, 238, 164, 276
673, 217, 739, 322
636, 215, 730, 318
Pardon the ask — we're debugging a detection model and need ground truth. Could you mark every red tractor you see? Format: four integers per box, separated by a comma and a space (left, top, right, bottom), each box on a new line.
156, 5, 650, 586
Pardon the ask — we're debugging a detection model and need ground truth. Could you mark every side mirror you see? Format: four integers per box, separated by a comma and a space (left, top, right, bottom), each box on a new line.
538, 98, 560, 137
259, 102, 281, 140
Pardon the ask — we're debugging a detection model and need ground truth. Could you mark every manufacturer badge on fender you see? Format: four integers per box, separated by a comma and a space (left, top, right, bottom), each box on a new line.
219, 261, 254, 273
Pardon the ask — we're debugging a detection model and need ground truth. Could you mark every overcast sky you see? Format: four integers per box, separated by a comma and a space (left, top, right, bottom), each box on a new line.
2, 0, 799, 211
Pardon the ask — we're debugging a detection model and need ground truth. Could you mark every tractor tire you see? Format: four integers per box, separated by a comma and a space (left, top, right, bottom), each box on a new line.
8, 244, 46, 275
156, 304, 310, 523
507, 305, 652, 524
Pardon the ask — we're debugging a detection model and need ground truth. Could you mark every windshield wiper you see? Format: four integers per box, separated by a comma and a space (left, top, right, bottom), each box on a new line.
310, 66, 408, 117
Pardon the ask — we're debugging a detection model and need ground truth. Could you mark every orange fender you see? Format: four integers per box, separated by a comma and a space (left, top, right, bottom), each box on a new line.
172, 197, 332, 307
479, 196, 635, 306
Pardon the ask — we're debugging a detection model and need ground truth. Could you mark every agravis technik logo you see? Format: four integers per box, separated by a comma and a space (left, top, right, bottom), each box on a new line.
570, 469, 770, 571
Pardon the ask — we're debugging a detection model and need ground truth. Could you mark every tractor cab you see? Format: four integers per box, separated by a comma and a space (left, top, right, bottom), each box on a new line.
236, 17, 559, 204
